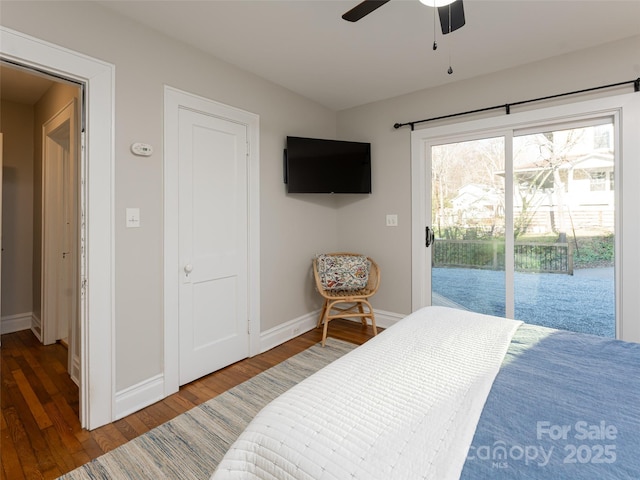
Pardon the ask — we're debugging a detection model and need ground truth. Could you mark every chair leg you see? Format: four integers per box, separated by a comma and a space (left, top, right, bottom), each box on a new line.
320, 300, 336, 347
370, 312, 378, 336
357, 303, 366, 326
317, 300, 328, 329
321, 314, 330, 347
362, 300, 377, 336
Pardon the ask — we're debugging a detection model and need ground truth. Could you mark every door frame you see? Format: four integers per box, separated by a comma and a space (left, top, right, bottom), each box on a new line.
163, 86, 260, 397
1, 27, 115, 429
0, 133, 3, 337
411, 93, 640, 343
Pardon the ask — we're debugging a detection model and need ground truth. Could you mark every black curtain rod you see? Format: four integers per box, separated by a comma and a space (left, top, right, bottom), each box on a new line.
393, 77, 640, 130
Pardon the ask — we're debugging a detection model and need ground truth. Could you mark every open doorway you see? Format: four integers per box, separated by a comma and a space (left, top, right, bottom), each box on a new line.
0, 62, 82, 404
2, 27, 115, 430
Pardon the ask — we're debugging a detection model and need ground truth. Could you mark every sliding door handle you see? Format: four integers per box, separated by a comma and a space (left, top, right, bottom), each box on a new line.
425, 226, 435, 247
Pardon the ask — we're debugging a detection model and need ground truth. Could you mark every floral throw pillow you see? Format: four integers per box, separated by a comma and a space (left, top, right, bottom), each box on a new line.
317, 254, 370, 291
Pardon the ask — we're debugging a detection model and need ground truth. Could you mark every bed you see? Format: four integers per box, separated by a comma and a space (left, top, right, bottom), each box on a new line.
212, 306, 640, 479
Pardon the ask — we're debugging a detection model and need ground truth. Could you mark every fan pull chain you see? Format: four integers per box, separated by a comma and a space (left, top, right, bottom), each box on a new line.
447, 3, 453, 74
432, 5, 438, 50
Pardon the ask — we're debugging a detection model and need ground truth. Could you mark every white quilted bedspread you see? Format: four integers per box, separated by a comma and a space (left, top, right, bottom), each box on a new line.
213, 306, 522, 480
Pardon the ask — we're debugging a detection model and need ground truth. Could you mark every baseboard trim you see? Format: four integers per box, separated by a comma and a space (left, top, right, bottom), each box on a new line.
31, 313, 42, 341
115, 373, 165, 420
372, 309, 405, 329
116, 311, 321, 420
258, 308, 406, 353
116, 309, 407, 420
0, 312, 33, 335
259, 311, 319, 353
70, 354, 81, 387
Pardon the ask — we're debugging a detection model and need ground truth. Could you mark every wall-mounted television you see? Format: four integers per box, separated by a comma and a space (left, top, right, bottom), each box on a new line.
284, 136, 372, 194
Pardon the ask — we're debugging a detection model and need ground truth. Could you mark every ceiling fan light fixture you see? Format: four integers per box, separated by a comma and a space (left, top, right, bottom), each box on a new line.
419, 0, 456, 7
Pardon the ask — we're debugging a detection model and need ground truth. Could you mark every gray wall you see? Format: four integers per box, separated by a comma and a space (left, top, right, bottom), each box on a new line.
1, 100, 34, 318
1, 1, 337, 391
2, 0, 639, 395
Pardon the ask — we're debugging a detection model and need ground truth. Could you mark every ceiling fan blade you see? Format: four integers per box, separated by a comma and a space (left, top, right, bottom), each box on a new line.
438, 0, 465, 34
342, 0, 391, 22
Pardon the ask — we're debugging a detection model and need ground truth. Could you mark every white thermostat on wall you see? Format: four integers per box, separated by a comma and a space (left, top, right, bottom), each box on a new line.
131, 142, 153, 157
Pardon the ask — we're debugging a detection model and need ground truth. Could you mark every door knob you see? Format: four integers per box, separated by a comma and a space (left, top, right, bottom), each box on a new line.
184, 264, 193, 274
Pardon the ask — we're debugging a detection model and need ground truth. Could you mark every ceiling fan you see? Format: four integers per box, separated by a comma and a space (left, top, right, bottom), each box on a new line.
342, 0, 465, 35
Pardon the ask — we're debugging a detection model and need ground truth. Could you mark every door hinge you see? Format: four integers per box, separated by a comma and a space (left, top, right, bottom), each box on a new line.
247, 319, 250, 335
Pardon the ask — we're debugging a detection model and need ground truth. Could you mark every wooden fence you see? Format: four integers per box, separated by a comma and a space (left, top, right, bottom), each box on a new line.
433, 239, 573, 275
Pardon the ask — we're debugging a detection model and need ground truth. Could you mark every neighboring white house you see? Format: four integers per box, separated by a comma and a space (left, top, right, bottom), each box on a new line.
445, 123, 615, 236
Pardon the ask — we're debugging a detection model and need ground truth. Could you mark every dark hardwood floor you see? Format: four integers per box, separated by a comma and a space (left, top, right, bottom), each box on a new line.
1, 319, 378, 479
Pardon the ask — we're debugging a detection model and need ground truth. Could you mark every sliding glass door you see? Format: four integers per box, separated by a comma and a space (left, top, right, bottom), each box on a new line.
426, 119, 616, 337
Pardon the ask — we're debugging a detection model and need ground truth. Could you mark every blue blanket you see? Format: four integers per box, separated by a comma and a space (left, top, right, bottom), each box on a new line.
461, 324, 640, 479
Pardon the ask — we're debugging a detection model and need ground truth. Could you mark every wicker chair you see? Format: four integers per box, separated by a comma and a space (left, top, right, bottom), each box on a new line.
313, 252, 380, 346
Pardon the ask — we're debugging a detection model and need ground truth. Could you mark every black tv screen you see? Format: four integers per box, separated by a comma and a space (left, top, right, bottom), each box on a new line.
284, 136, 371, 194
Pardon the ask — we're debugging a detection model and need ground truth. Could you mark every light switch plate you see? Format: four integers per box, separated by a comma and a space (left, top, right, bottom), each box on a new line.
126, 208, 140, 228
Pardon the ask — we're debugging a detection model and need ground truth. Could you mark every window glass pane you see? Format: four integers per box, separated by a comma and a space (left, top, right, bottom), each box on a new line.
431, 137, 506, 317
512, 122, 615, 337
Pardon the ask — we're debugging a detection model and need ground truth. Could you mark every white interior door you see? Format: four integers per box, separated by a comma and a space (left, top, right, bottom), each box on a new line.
42, 131, 65, 344
43, 107, 68, 345
178, 107, 249, 385
42, 100, 80, 384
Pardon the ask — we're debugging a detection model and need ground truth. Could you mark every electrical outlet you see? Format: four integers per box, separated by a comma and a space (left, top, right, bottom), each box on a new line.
386, 214, 398, 227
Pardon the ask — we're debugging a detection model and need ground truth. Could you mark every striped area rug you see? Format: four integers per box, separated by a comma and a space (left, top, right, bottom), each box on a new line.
59, 338, 356, 479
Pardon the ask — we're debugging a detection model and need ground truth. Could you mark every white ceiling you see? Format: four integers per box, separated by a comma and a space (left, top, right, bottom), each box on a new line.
0, 65, 55, 104
6, 1, 640, 111
97, 0, 640, 110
